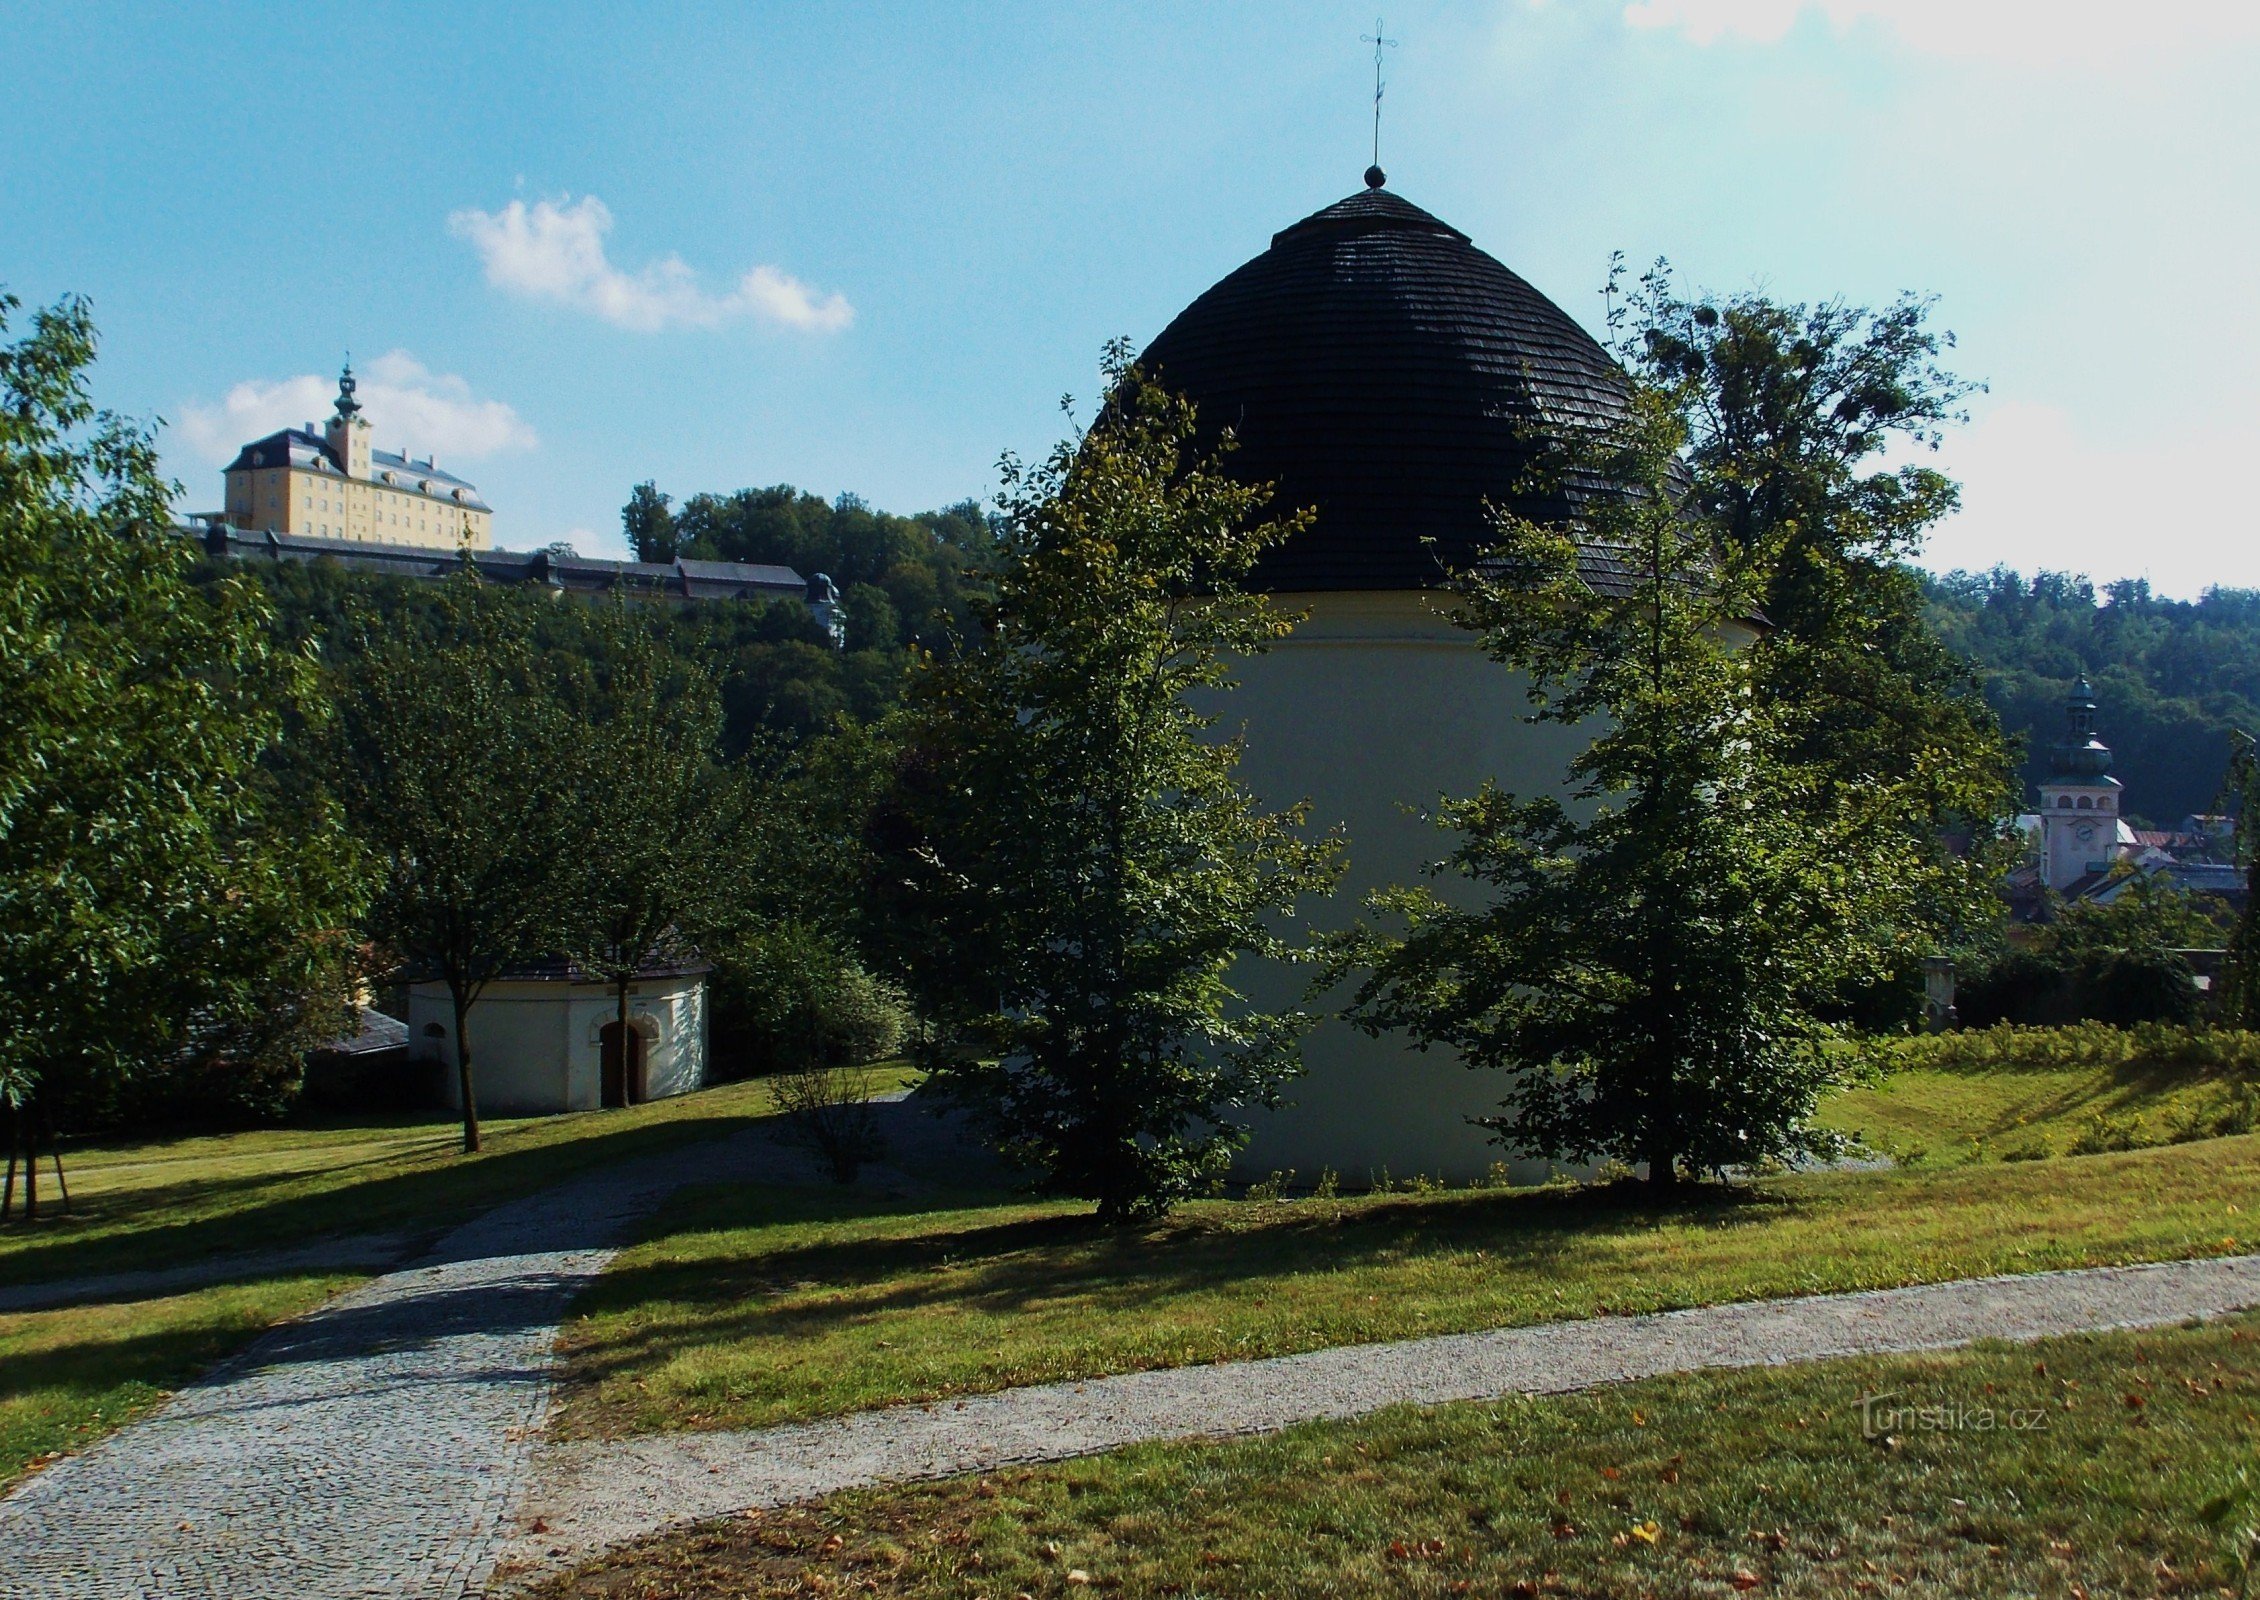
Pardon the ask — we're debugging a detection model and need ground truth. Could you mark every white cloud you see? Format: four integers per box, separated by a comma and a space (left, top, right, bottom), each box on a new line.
174, 350, 537, 466
1919, 398, 2260, 598
448, 195, 853, 334
1620, 0, 2260, 62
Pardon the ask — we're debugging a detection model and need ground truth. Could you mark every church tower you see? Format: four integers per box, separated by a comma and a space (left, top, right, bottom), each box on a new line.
323, 362, 372, 481
2037, 677, 2123, 890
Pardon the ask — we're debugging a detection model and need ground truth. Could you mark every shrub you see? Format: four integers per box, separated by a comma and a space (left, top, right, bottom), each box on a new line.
771, 1060, 888, 1183
2083, 948, 2203, 1027
1864, 1021, 2260, 1079
708, 925, 908, 1079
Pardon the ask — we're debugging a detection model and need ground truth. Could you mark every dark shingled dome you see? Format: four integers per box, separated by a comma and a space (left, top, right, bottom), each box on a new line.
1141, 186, 1631, 592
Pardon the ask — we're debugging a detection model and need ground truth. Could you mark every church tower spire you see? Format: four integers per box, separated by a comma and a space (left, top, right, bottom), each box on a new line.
2037, 676, 2124, 891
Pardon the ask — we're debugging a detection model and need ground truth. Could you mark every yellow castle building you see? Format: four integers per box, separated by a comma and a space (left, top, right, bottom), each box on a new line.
221, 364, 493, 550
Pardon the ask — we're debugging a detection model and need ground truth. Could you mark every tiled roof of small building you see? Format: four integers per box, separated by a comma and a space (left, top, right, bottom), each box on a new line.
1140, 181, 1633, 593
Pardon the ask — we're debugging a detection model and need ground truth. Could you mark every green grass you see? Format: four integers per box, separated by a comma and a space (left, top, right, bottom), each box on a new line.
532, 1311, 2260, 1600
551, 1132, 2260, 1440
0, 1072, 881, 1289
1819, 1028, 2260, 1166
0, 1068, 917, 1489
0, 1272, 363, 1493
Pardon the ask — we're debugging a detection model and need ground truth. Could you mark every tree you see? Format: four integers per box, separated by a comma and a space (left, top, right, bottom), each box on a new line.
2220, 731, 2260, 1028
1342, 382, 1944, 1187
554, 606, 751, 1100
1956, 872, 2226, 1028
0, 292, 362, 1215
622, 480, 678, 563
1618, 268, 2017, 1001
870, 346, 1341, 1222
333, 577, 572, 1152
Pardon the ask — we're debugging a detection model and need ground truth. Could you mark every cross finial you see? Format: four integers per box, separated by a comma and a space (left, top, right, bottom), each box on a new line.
1361, 17, 1399, 184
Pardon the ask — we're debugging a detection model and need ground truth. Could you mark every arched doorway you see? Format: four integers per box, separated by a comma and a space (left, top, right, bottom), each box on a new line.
600, 1021, 648, 1108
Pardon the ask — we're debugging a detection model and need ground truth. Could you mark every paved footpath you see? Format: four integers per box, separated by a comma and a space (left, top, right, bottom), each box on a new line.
0, 1128, 825, 1600
503, 1252, 2260, 1585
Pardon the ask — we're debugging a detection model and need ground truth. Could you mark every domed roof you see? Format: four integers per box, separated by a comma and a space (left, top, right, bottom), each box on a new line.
1141, 184, 1630, 592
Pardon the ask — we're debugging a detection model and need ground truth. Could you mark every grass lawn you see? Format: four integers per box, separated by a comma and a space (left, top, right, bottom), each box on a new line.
536, 1310, 2260, 1599
550, 1132, 2260, 1441
0, 1272, 363, 1494
1818, 1029, 2259, 1167
0, 1072, 863, 1290
0, 1069, 907, 1490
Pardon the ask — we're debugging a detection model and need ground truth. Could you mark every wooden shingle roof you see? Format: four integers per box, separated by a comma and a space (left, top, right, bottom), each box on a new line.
1141, 182, 1632, 593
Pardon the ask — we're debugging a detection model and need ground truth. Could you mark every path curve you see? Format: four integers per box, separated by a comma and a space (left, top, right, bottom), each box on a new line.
502, 1251, 2260, 1585
0, 1127, 830, 1600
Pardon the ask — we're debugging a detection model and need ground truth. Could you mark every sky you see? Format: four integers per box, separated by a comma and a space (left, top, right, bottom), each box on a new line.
2, 1, 2255, 594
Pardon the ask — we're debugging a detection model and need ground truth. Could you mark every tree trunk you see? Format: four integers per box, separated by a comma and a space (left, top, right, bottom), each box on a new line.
48, 1119, 70, 1215
22, 1112, 37, 1223
2, 1104, 15, 1223
615, 970, 632, 1107
453, 984, 482, 1154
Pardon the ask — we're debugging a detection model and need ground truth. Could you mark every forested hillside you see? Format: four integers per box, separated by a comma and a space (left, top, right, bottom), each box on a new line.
223, 485, 999, 753
1925, 569, 2260, 825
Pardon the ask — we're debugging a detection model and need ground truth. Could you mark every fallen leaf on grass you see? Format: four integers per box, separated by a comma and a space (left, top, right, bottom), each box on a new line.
1732, 1570, 1761, 1591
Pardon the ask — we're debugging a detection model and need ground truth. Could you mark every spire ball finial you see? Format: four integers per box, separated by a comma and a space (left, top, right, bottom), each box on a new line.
1364, 164, 1387, 188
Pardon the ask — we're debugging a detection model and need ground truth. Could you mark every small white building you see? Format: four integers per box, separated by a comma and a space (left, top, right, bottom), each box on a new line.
407, 958, 709, 1115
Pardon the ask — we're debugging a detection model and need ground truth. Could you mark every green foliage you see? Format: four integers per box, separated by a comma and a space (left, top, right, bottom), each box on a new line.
0, 291, 362, 1174
1956, 874, 2226, 1027
620, 479, 677, 563
871, 347, 1341, 1223
1617, 267, 2017, 984
1925, 568, 2260, 824
551, 605, 754, 1066
707, 923, 907, 1079
330, 574, 579, 1151
2219, 730, 2260, 1027
1868, 1020, 2260, 1078
1345, 380, 1949, 1186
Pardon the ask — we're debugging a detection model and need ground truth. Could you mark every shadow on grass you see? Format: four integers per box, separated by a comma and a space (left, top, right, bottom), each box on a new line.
1951, 1055, 2248, 1146
0, 1107, 798, 1291
567, 1176, 1803, 1392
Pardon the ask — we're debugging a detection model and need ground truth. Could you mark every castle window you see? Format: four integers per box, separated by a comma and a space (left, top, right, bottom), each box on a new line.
2077, 796, 2092, 809
2057, 796, 2072, 809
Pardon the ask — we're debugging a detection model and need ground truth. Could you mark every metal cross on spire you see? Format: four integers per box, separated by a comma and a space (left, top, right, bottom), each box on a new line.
1361, 17, 1399, 182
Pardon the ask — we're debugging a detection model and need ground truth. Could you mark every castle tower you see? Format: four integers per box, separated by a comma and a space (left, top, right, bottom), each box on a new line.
323, 362, 372, 481
2037, 677, 2123, 891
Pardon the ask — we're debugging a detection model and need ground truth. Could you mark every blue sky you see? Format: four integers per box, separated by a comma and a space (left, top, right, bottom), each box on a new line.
4, 1, 2255, 593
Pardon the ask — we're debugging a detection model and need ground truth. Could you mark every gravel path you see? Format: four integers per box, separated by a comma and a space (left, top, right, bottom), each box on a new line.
503, 1251, 2260, 1584
0, 1127, 829, 1600
0, 1234, 417, 1314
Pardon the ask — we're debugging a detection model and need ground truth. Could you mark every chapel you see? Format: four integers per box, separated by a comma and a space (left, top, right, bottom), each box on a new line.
1140, 171, 1635, 1184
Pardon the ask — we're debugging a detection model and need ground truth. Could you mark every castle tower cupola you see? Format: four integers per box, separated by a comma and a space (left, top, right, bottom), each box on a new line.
324, 359, 372, 481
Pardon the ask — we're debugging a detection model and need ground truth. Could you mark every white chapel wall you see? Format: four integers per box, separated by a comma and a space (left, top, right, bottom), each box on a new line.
408, 975, 708, 1115
1213, 589, 1597, 1186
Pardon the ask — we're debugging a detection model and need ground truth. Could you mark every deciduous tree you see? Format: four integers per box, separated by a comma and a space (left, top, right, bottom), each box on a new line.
872, 346, 1341, 1221
555, 607, 752, 1100
333, 577, 572, 1152
0, 292, 361, 1215
1618, 267, 2017, 1006
1343, 383, 1942, 1187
